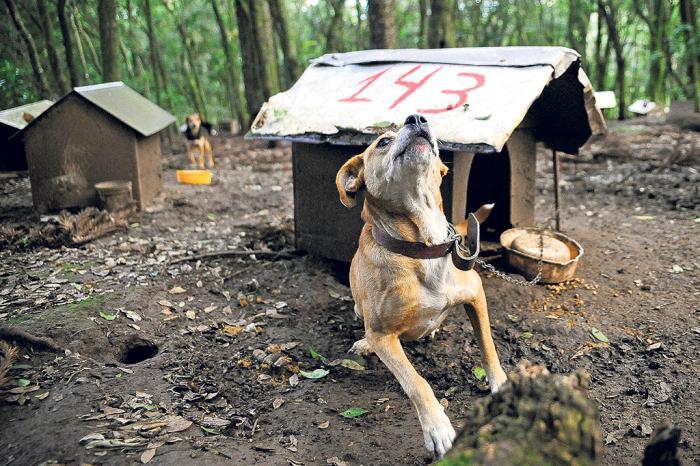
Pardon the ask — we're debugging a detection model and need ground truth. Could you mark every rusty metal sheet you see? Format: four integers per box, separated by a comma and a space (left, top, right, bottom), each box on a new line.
249, 47, 605, 153
74, 82, 175, 136
0, 100, 53, 130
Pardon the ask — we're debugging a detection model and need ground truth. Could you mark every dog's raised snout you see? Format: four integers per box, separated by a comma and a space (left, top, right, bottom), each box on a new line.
404, 114, 427, 126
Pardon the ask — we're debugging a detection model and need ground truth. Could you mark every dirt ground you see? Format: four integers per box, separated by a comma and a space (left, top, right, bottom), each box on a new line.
1, 118, 698, 466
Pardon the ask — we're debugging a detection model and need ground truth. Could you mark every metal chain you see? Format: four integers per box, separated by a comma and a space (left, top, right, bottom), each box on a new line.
476, 230, 545, 287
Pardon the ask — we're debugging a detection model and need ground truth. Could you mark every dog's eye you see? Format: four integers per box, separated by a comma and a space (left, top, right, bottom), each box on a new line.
377, 138, 392, 148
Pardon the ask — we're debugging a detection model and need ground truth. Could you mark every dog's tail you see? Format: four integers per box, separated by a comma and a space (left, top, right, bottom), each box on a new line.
453, 203, 494, 237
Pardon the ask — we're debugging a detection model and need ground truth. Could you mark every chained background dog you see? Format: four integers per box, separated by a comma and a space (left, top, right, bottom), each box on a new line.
336, 114, 508, 457
182, 113, 215, 168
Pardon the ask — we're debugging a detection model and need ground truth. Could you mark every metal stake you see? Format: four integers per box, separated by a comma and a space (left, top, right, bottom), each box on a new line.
552, 149, 561, 231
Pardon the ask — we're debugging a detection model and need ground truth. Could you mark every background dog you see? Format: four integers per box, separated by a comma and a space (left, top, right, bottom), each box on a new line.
181, 114, 215, 168
336, 114, 508, 458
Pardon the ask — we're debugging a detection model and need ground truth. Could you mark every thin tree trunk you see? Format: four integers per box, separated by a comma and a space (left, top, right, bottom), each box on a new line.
98, 0, 120, 81
4, 0, 52, 97
428, 0, 455, 48
235, 0, 262, 125
38, 0, 68, 94
355, 0, 364, 49
58, 0, 80, 87
368, 0, 396, 49
598, 0, 625, 120
268, 0, 301, 86
680, 0, 700, 111
325, 0, 345, 52
73, 4, 102, 75
633, 0, 666, 103
418, 0, 429, 47
211, 0, 247, 122
143, 0, 162, 105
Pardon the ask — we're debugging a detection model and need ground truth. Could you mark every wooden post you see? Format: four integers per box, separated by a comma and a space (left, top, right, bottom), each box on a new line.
552, 149, 561, 231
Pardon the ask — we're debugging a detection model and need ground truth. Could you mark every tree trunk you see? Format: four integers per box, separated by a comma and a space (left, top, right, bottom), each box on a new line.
598, 0, 625, 120
268, 0, 301, 87
58, 0, 80, 87
143, 0, 164, 105
418, 0, 429, 48
633, 0, 666, 103
437, 362, 601, 466
98, 0, 120, 81
680, 0, 700, 111
428, 0, 455, 48
4, 0, 52, 97
38, 0, 68, 94
74, 4, 102, 75
325, 0, 345, 52
355, 0, 365, 49
368, 0, 396, 49
211, 0, 248, 123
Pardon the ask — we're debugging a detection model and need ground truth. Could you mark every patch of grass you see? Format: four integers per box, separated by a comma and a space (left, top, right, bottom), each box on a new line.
65, 293, 106, 314
6, 314, 33, 325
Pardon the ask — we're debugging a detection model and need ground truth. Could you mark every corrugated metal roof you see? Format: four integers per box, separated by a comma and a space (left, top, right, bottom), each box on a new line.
249, 46, 605, 153
0, 100, 54, 130
73, 82, 175, 136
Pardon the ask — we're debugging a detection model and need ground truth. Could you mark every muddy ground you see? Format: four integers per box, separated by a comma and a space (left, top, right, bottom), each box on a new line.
0, 118, 698, 466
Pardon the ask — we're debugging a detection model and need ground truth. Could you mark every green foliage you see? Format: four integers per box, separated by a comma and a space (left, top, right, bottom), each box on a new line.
1, 0, 697, 122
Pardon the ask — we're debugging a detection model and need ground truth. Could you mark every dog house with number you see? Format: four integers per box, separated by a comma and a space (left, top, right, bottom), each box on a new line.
249, 47, 605, 262
0, 100, 53, 171
14, 82, 175, 212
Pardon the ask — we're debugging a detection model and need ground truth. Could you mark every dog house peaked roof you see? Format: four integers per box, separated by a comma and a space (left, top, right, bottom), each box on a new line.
0, 100, 54, 130
19, 82, 175, 138
249, 46, 605, 153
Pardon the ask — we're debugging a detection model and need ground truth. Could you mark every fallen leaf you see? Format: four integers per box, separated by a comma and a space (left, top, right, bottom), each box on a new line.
123, 310, 142, 322
520, 331, 533, 339
165, 416, 193, 433
309, 347, 327, 362
272, 398, 285, 409
339, 407, 367, 418
326, 457, 349, 466
200, 426, 220, 435
669, 265, 683, 274
158, 300, 175, 308
317, 420, 330, 429
591, 328, 609, 343
634, 215, 655, 220
141, 448, 156, 464
289, 374, 299, 387
185, 310, 196, 320
223, 325, 243, 336
647, 342, 662, 351
99, 311, 117, 321
336, 359, 365, 371
169, 286, 186, 294
35, 392, 50, 400
79, 433, 105, 444
16, 378, 30, 387
299, 368, 329, 379
472, 366, 487, 381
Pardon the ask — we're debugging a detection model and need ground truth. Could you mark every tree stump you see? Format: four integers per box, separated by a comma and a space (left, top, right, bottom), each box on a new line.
437, 361, 601, 466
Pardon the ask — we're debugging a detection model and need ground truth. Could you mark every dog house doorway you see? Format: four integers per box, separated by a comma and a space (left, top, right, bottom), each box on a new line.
466, 150, 511, 240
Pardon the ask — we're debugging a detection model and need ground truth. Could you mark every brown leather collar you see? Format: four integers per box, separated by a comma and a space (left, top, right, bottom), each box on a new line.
371, 224, 457, 260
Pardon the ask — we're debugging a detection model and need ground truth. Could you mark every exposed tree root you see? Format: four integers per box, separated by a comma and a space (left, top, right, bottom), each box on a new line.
0, 327, 63, 353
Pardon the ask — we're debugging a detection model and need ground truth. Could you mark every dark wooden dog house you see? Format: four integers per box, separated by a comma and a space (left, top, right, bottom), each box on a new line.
249, 47, 605, 262
0, 100, 53, 171
14, 82, 175, 212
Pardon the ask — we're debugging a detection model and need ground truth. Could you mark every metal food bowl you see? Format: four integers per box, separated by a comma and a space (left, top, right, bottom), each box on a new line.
176, 169, 213, 185
500, 227, 583, 284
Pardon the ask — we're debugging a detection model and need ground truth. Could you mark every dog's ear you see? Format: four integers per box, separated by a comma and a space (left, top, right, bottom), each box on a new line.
439, 161, 449, 177
336, 153, 365, 208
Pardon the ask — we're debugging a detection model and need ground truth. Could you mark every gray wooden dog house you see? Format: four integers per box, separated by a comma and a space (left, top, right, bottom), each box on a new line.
249, 47, 606, 262
0, 100, 53, 171
14, 82, 175, 212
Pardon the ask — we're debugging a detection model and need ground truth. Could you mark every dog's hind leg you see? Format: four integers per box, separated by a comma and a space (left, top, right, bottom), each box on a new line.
197, 145, 205, 169
205, 141, 215, 168
464, 285, 508, 393
367, 332, 455, 457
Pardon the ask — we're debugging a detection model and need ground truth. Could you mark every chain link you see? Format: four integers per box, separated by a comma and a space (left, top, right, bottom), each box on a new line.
476, 230, 545, 287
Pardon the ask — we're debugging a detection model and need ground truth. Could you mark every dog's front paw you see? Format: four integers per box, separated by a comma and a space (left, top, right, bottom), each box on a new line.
348, 338, 373, 356
422, 409, 456, 458
489, 369, 508, 394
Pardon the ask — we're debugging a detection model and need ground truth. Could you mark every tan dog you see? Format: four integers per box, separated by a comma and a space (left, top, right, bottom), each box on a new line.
184, 114, 215, 168
336, 114, 508, 457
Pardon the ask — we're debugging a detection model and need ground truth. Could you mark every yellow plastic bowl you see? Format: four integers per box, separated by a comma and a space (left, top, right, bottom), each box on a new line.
176, 170, 213, 185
